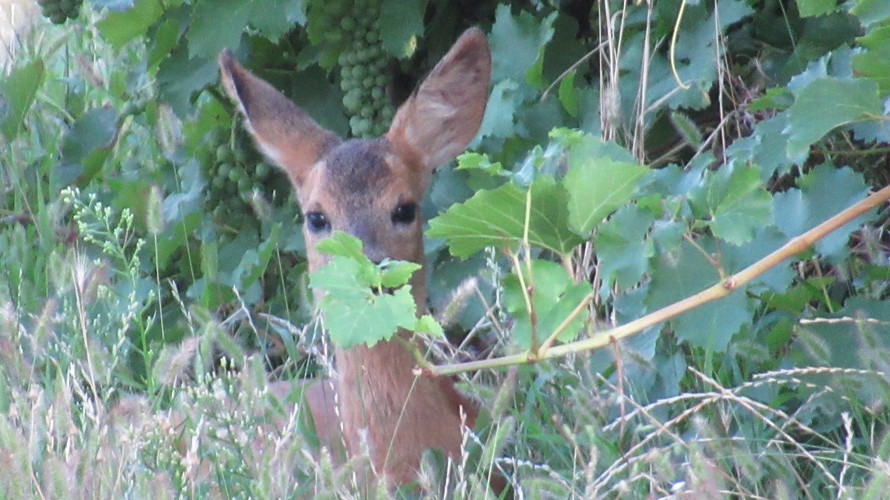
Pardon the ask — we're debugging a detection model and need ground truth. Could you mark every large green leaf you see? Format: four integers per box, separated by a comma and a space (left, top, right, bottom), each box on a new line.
595, 205, 655, 288
645, 239, 749, 351
772, 164, 869, 260
97, 0, 164, 49
55, 108, 119, 189
786, 77, 882, 157
850, 0, 890, 25
688, 163, 772, 246
312, 256, 417, 348
379, 0, 426, 57
157, 41, 217, 115
189, 0, 305, 59
853, 25, 890, 94
562, 154, 647, 236
189, 0, 253, 59
309, 233, 432, 348
489, 4, 555, 87
797, 0, 838, 17
427, 177, 583, 258
725, 114, 804, 181
0, 59, 44, 140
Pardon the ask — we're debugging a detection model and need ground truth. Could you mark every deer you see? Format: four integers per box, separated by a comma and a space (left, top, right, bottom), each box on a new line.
217, 28, 493, 487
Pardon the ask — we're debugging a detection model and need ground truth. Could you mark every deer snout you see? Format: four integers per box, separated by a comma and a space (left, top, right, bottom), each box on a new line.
346, 219, 389, 264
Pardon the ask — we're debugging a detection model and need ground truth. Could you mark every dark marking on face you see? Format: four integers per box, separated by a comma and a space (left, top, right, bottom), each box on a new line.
321, 139, 392, 210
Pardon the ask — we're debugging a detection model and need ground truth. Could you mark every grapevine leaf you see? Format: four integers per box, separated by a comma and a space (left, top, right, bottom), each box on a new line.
853, 25, 890, 94
312, 256, 417, 348
645, 239, 749, 351
189, 0, 253, 59
478, 79, 520, 141
414, 314, 443, 338
688, 163, 772, 246
428, 177, 583, 258
489, 4, 554, 85
747, 87, 794, 112
851, 0, 890, 25
725, 114, 804, 181
503, 259, 591, 349
455, 152, 507, 177
379, 260, 422, 289
97, 0, 163, 49
56, 108, 119, 189
188, 0, 304, 59
772, 164, 869, 260
147, 18, 181, 72
797, 0, 838, 17
247, 0, 306, 37
562, 152, 647, 236
595, 205, 656, 288
316, 231, 365, 261
157, 41, 217, 115
380, 0, 427, 57
0, 59, 44, 140
785, 77, 882, 157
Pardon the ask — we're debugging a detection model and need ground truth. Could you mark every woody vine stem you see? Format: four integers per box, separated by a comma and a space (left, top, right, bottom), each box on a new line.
422, 183, 890, 377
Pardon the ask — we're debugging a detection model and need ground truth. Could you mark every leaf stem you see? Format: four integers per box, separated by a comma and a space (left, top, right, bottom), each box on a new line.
428, 183, 890, 376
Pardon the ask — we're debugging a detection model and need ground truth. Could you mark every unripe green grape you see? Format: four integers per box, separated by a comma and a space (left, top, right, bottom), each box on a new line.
228, 167, 242, 182
343, 88, 362, 113
217, 162, 232, 179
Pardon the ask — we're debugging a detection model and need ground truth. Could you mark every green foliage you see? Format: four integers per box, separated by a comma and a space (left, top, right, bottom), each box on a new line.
563, 152, 647, 236
687, 163, 772, 246
0, 60, 44, 139
311, 232, 441, 348
785, 77, 882, 157
428, 177, 582, 258
4, 0, 890, 496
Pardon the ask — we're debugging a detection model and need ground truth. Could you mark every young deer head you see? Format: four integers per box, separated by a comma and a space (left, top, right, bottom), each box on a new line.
218, 29, 491, 485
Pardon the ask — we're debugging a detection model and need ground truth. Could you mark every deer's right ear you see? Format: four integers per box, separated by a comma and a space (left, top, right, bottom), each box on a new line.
218, 49, 338, 187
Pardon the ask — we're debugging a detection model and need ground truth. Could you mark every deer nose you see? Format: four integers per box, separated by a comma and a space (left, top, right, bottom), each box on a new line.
347, 219, 387, 264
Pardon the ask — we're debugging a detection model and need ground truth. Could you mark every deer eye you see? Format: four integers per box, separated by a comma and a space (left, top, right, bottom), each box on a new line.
305, 212, 330, 233
391, 202, 417, 225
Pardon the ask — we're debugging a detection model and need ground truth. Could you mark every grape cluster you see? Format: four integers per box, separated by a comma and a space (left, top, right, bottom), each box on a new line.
37, 0, 82, 25
308, 0, 394, 138
200, 127, 277, 226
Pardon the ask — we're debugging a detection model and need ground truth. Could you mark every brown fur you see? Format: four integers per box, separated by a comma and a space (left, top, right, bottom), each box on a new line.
218, 28, 492, 486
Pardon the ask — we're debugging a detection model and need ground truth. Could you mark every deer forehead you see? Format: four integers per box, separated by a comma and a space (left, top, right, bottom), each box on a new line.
300, 138, 425, 213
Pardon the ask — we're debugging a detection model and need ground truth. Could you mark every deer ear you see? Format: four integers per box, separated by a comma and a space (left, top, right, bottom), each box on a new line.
218, 49, 338, 187
386, 28, 491, 172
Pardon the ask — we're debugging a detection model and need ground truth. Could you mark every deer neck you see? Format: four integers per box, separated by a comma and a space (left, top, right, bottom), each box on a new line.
332, 273, 476, 480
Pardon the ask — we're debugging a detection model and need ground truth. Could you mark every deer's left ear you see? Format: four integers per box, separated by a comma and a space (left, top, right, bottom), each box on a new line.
386, 28, 491, 173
